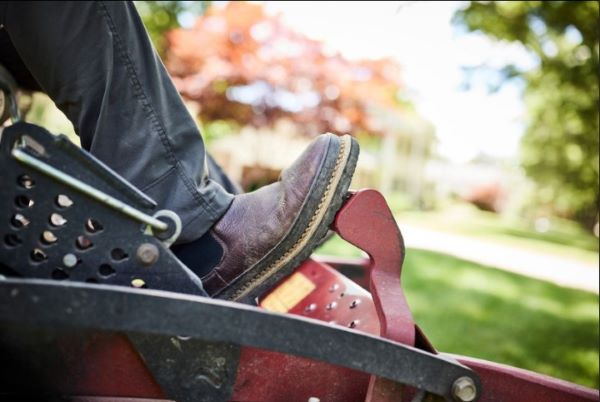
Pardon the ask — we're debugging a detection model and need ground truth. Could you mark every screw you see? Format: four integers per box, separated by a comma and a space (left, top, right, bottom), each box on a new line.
136, 243, 159, 266
63, 253, 78, 268
452, 377, 477, 402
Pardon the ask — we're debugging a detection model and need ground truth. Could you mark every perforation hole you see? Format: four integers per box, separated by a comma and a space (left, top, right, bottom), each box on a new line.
49, 213, 67, 227
15, 195, 34, 209
111, 248, 128, 261
348, 320, 360, 329
55, 194, 73, 208
17, 174, 35, 189
76, 236, 93, 250
99, 263, 115, 277
85, 218, 103, 234
4, 234, 22, 247
51, 268, 69, 280
131, 278, 147, 289
11, 213, 30, 229
41, 231, 57, 245
30, 248, 48, 263
350, 299, 361, 309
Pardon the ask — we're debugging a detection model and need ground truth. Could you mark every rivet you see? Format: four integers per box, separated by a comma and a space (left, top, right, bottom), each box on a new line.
136, 243, 159, 266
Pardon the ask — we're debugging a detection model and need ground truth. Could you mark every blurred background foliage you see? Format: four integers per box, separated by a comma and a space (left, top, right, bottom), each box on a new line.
135, 0, 210, 56
138, 1, 405, 134
163, 2, 412, 138
454, 1, 599, 231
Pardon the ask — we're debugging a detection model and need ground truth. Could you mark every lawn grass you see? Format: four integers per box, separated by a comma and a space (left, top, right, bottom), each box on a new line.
315, 237, 600, 388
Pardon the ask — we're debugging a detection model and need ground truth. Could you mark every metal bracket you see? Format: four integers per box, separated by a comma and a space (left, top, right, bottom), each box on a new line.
128, 334, 240, 402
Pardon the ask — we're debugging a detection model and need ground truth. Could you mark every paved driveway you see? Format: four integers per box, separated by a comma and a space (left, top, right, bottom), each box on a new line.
400, 224, 599, 294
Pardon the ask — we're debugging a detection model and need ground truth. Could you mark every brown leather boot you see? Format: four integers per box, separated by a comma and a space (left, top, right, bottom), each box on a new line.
202, 133, 359, 302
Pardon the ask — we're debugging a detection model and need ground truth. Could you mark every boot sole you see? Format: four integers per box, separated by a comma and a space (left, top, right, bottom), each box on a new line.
214, 134, 359, 303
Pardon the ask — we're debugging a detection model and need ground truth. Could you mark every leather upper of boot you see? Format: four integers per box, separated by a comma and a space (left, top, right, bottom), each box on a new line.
201, 134, 335, 295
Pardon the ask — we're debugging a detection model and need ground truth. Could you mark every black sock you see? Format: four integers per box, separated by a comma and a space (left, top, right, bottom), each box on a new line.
171, 231, 223, 278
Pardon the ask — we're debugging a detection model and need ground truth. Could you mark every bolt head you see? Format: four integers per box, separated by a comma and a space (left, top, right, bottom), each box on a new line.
136, 243, 159, 266
452, 376, 477, 402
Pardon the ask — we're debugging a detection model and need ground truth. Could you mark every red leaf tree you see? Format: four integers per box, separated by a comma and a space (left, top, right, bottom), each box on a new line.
164, 2, 406, 137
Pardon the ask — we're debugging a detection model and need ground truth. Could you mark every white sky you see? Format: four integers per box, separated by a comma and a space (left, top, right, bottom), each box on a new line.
260, 1, 537, 163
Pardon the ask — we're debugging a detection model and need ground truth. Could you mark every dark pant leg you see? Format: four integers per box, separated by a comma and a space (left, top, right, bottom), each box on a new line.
0, 1, 233, 243
0, 29, 41, 92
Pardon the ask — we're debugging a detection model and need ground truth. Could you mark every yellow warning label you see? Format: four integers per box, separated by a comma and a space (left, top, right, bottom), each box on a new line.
260, 272, 316, 313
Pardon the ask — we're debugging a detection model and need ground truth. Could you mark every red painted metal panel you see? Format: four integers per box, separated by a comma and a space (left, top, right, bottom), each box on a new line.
232, 259, 378, 402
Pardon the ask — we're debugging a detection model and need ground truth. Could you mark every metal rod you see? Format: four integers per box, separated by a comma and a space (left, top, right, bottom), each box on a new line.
12, 148, 168, 232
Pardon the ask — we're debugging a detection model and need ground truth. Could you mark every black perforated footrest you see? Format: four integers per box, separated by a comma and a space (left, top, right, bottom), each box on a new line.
0, 122, 206, 296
